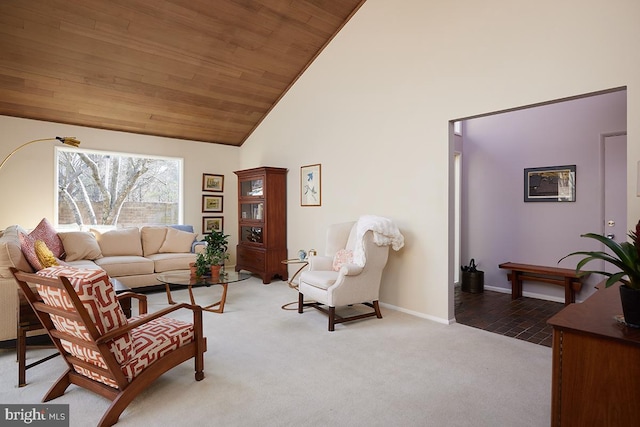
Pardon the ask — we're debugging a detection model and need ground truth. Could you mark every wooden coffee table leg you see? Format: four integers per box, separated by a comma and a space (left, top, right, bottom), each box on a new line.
187, 285, 197, 306
165, 284, 176, 305
201, 283, 228, 313
166, 282, 229, 313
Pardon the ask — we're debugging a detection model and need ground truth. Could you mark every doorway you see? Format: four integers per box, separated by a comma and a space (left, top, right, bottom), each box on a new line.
452, 87, 627, 324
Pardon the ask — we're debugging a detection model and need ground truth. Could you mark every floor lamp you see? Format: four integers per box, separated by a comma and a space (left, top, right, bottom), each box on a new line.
1, 136, 81, 387
0, 136, 81, 171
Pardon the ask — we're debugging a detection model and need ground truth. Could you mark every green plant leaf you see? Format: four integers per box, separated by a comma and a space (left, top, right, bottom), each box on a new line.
559, 231, 640, 290
605, 271, 629, 287
203, 230, 230, 266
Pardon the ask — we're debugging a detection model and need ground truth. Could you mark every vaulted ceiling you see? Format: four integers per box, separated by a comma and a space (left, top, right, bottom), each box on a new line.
0, 0, 366, 146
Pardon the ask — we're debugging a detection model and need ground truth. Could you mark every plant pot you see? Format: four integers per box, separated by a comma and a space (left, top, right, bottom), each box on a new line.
189, 262, 197, 278
210, 265, 222, 280
461, 271, 484, 293
619, 284, 640, 327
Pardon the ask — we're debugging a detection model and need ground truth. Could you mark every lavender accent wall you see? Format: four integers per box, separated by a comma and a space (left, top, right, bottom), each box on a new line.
461, 90, 627, 302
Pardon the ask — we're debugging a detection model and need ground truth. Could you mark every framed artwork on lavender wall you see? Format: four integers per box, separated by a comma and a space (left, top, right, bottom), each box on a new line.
524, 165, 576, 202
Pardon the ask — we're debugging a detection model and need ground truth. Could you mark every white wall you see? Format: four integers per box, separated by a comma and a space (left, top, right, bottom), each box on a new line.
240, 0, 640, 322
462, 90, 627, 302
2, 0, 640, 323
0, 116, 242, 263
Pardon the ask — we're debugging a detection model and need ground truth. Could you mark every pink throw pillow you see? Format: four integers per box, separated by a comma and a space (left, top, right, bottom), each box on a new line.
19, 218, 64, 270
332, 249, 354, 271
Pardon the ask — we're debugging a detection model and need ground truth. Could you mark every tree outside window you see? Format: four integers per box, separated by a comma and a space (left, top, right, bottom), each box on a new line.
56, 148, 182, 228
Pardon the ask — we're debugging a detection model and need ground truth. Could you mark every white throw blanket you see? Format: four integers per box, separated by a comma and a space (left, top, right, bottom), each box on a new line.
352, 215, 405, 266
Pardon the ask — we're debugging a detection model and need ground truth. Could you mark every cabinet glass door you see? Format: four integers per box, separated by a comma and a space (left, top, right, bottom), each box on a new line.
240, 202, 264, 220
241, 226, 263, 244
240, 179, 263, 197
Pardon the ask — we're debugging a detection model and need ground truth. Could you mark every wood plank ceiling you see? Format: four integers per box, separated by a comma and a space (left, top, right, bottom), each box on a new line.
0, 0, 366, 146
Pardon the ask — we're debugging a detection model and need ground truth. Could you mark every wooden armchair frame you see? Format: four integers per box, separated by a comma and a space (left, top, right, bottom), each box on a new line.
11, 268, 206, 427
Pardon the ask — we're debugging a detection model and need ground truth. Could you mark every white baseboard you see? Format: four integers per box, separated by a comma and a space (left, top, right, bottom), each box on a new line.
378, 285, 574, 328
483, 285, 581, 304
379, 302, 453, 325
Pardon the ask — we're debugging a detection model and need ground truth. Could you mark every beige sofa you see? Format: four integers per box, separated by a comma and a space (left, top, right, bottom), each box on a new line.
0, 224, 202, 342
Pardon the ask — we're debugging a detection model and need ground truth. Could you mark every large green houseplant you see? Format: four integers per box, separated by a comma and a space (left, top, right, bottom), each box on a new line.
193, 253, 210, 278
204, 230, 230, 277
559, 220, 640, 326
190, 230, 230, 278
204, 229, 230, 264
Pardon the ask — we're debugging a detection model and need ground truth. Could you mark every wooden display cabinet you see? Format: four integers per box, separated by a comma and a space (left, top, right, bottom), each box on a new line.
234, 167, 288, 284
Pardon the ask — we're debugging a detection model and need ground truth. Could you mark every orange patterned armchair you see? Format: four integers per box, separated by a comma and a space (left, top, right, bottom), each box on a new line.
12, 266, 206, 427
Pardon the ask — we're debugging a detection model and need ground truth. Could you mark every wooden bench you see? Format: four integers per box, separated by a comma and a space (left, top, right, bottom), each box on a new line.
498, 262, 590, 306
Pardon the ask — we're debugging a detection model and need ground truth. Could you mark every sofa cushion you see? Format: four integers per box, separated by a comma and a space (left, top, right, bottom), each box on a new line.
59, 232, 102, 261
0, 225, 34, 276
29, 218, 64, 257
140, 226, 168, 256
93, 228, 143, 257
19, 233, 44, 271
147, 253, 197, 273
18, 218, 65, 270
94, 256, 154, 277
159, 227, 196, 253
170, 225, 194, 233
64, 259, 102, 270
300, 270, 339, 290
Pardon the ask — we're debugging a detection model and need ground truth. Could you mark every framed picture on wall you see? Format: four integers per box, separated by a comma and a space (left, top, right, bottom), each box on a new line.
524, 165, 576, 202
202, 173, 224, 192
301, 164, 321, 206
202, 195, 223, 212
202, 216, 223, 234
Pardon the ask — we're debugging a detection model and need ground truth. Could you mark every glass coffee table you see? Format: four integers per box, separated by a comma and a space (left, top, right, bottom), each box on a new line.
156, 271, 252, 313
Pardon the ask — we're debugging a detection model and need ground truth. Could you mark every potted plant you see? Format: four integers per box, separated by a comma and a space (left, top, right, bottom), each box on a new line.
460, 258, 484, 293
192, 253, 210, 279
559, 220, 640, 326
204, 230, 230, 278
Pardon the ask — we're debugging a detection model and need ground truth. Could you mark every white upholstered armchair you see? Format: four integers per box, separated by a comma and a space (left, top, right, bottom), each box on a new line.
297, 217, 403, 331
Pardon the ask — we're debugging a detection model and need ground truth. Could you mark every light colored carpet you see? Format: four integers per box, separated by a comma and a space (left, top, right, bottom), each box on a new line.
0, 277, 551, 426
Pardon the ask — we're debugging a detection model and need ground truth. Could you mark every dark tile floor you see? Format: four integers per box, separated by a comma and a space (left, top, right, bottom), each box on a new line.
454, 286, 565, 347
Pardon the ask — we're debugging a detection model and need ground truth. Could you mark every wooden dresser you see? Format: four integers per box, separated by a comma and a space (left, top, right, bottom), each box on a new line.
547, 282, 640, 426
234, 167, 288, 284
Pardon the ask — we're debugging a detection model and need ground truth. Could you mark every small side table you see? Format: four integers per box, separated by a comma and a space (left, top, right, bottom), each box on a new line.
111, 278, 132, 318
17, 288, 56, 387
281, 259, 309, 289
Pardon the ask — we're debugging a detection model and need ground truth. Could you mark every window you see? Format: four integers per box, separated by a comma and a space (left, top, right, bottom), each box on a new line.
453, 121, 462, 136
56, 147, 182, 229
